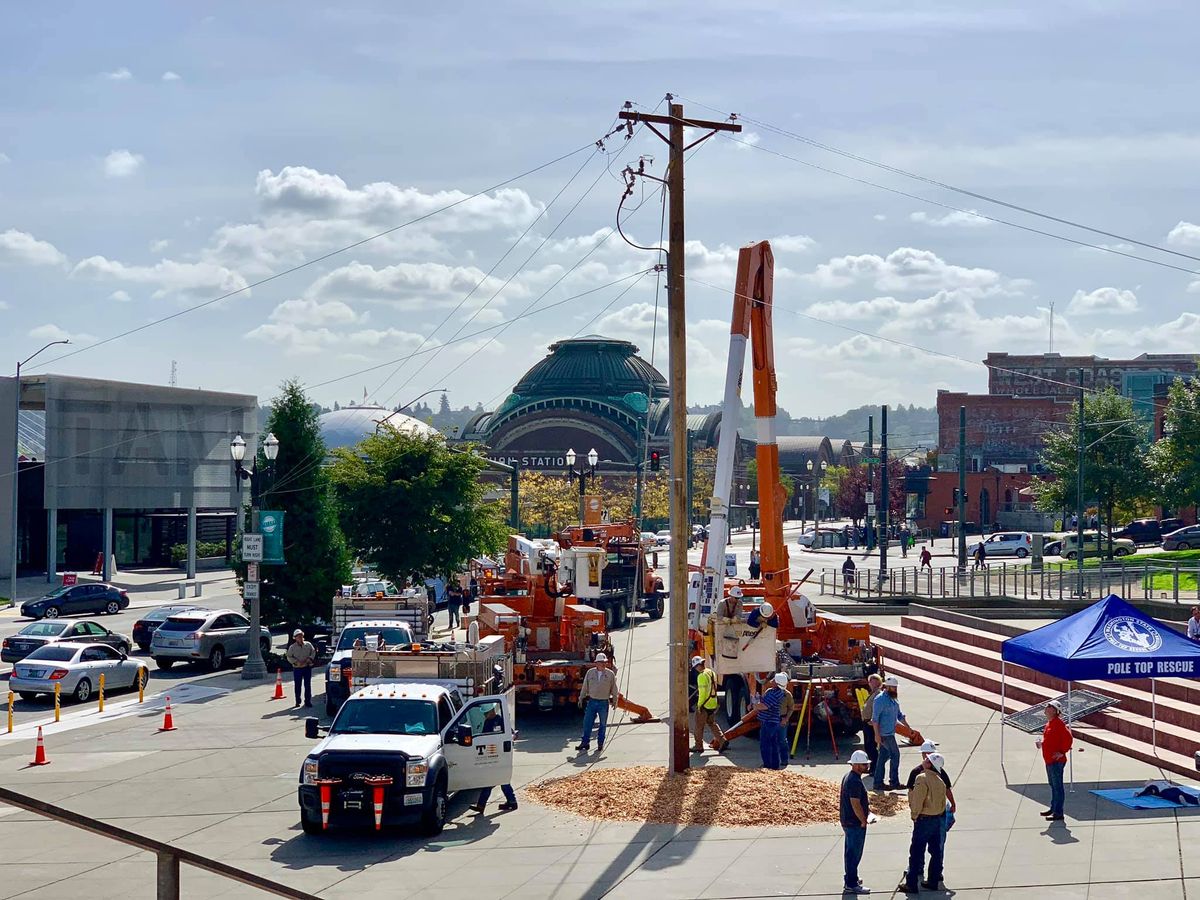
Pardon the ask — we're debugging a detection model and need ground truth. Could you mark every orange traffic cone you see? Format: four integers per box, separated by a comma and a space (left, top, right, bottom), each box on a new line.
317, 779, 342, 830
365, 775, 392, 831
159, 696, 176, 732
270, 671, 285, 701
29, 726, 49, 766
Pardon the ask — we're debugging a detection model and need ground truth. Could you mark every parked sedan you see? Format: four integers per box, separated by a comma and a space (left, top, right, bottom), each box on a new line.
131, 605, 204, 652
654, 530, 672, 547
10, 642, 148, 704
1163, 525, 1200, 551
20, 583, 129, 619
150, 608, 272, 671
980, 532, 1033, 558
2, 620, 131, 663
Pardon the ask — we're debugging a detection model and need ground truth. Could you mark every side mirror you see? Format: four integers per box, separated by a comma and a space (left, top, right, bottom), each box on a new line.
455, 722, 474, 747
305, 717, 321, 739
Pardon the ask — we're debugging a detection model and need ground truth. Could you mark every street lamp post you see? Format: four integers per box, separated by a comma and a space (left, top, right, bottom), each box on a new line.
9, 340, 69, 605
565, 448, 598, 524
806, 459, 827, 536
232, 432, 279, 680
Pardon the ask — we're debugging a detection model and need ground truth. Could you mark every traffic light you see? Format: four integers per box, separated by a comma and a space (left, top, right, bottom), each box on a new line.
944, 507, 953, 516
649, 450, 661, 471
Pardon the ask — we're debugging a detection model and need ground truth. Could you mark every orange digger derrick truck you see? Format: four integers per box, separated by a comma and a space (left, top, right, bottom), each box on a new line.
687, 241, 920, 754
471, 535, 655, 723
556, 519, 667, 629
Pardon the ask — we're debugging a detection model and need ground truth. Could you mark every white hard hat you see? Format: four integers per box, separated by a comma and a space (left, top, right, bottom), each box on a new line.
729, 586, 744, 598
773, 672, 789, 687
1046, 699, 1062, 712
927, 752, 945, 772
920, 739, 939, 753
292, 629, 304, 638
760, 602, 774, 618
594, 653, 609, 663
849, 749, 871, 765
690, 655, 705, 668
883, 675, 899, 688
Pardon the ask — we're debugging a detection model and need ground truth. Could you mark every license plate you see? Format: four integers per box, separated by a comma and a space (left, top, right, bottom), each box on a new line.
343, 800, 362, 810
404, 794, 422, 807
22, 669, 44, 678
166, 640, 181, 647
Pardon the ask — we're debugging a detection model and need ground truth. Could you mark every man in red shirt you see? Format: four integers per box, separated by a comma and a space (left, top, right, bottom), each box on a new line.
1038, 700, 1072, 821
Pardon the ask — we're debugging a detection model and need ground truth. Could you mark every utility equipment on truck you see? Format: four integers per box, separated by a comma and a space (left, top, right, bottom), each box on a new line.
556, 519, 667, 628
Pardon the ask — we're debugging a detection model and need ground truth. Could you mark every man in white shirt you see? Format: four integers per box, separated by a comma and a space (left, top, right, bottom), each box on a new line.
1187, 607, 1200, 641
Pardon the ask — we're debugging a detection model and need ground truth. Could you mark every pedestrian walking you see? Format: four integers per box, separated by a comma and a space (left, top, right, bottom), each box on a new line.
691, 656, 725, 752
900, 527, 910, 558
1038, 700, 1072, 822
575, 653, 618, 754
852, 525, 860, 550
446, 582, 464, 630
861, 673, 882, 781
919, 546, 932, 570
748, 549, 762, 580
902, 753, 948, 893
842, 525, 851, 549
871, 675, 910, 790
471, 703, 518, 812
840, 750, 873, 895
842, 555, 857, 593
754, 672, 788, 769
1187, 606, 1200, 641
972, 541, 987, 570
286, 629, 316, 708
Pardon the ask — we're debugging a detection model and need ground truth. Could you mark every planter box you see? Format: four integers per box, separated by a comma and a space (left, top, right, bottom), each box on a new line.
176, 556, 230, 571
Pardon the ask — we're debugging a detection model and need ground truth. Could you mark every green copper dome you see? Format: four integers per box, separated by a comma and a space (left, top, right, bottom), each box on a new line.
512, 336, 667, 399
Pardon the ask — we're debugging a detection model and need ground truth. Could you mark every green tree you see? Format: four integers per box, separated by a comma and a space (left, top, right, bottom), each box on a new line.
1034, 388, 1149, 558
330, 429, 507, 584
243, 380, 351, 624
1148, 378, 1200, 513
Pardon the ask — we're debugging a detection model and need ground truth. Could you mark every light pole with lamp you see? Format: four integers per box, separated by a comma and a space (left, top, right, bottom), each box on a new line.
231, 431, 279, 680
565, 448, 598, 525
9, 339, 68, 605
806, 459, 827, 536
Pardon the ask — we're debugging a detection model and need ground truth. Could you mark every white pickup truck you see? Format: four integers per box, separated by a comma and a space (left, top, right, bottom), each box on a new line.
298, 682, 516, 835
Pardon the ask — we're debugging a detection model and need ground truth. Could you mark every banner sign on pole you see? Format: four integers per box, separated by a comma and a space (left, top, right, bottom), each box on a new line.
259, 510, 286, 565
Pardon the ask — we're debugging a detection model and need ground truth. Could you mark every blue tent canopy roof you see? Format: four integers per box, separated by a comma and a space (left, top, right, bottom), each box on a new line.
1001, 594, 1200, 681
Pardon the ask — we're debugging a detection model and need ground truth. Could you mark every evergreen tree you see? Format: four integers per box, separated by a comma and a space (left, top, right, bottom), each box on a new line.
243, 380, 351, 624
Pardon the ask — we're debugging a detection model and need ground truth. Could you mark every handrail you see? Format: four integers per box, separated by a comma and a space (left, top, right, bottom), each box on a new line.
0, 785, 320, 900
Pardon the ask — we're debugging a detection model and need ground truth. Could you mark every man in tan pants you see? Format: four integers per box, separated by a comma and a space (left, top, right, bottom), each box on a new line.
691, 656, 724, 752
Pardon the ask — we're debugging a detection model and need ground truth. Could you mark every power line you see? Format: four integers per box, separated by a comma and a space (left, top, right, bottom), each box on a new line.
672, 93, 1200, 267
28, 141, 604, 372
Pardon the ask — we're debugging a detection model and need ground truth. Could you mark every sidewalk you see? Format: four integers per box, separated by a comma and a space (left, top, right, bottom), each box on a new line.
1, 566, 239, 609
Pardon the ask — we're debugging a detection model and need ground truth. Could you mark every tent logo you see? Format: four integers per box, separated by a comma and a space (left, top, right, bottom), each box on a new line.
1102, 616, 1162, 653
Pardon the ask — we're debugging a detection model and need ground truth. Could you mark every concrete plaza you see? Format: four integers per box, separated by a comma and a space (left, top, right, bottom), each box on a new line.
0, 610, 1194, 899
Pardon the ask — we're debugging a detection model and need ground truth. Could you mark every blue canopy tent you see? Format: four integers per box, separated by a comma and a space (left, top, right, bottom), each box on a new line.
1000, 594, 1200, 777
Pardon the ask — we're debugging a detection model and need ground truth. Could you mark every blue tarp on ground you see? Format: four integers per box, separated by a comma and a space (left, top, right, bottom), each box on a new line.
1001, 594, 1200, 682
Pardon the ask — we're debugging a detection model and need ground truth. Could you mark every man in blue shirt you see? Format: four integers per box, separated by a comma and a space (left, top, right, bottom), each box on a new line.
746, 601, 779, 630
755, 672, 788, 769
840, 749, 873, 894
871, 675, 909, 790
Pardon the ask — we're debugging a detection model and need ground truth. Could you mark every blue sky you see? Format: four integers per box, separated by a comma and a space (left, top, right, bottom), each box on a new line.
2, 1, 1199, 418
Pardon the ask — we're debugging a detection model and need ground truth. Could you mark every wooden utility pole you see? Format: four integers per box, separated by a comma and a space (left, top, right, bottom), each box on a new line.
619, 100, 740, 774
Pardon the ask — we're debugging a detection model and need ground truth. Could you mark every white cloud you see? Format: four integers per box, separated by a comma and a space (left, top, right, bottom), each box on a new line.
103, 149, 144, 178
1167, 221, 1200, 248
873, 214, 887, 221
102, 67, 133, 81
0, 152, 9, 164
804, 247, 1015, 295
733, 131, 761, 151
269, 297, 360, 327
29, 323, 95, 344
307, 260, 523, 308
149, 239, 170, 253
161, 71, 182, 82
0, 230, 67, 267
771, 234, 816, 254
1067, 287, 1139, 315
909, 209, 992, 228
109, 290, 131, 303
72, 255, 248, 299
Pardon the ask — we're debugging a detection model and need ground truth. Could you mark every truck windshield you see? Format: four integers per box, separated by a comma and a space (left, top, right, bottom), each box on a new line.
331, 699, 439, 736
336, 626, 413, 651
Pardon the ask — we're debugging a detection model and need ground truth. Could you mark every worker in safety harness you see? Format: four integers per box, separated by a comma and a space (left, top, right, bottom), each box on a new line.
716, 586, 745, 622
691, 656, 724, 753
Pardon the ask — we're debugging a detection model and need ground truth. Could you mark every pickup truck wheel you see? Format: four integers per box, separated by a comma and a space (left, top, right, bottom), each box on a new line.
722, 675, 744, 726
300, 808, 323, 836
154, 657, 175, 670
421, 780, 448, 836
648, 592, 665, 620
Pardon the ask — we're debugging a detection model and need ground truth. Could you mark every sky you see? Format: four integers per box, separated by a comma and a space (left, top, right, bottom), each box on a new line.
3, 1, 1200, 420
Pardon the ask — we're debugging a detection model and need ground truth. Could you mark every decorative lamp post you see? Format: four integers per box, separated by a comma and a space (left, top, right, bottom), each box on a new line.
565, 448, 598, 524
232, 431, 279, 680
807, 459, 828, 536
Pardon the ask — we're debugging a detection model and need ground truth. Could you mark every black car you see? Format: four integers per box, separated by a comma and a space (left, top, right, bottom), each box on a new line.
1, 619, 132, 663
1112, 518, 1162, 546
131, 605, 204, 652
20, 583, 130, 620
1160, 517, 1189, 534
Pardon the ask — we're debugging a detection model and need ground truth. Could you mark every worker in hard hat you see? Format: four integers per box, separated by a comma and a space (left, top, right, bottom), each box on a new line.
746, 601, 779, 630
716, 586, 745, 622
575, 652, 618, 754
871, 675, 909, 790
840, 749, 874, 895
754, 672, 790, 769
691, 656, 724, 753
777, 672, 796, 766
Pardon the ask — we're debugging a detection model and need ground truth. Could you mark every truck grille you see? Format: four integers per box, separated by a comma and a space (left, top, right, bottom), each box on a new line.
318, 751, 406, 783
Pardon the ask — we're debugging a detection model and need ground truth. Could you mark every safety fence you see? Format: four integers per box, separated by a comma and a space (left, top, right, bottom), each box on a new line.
0, 785, 319, 899
818, 561, 1200, 604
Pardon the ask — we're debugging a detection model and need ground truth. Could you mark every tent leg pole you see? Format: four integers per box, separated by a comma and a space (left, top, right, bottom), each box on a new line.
1068, 681, 1074, 793
1152, 678, 1157, 754
1000, 661, 1006, 760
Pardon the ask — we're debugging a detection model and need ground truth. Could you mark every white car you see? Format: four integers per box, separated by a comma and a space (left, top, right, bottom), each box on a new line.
10, 642, 148, 703
978, 531, 1033, 558
640, 531, 657, 545
796, 529, 818, 548
654, 530, 672, 547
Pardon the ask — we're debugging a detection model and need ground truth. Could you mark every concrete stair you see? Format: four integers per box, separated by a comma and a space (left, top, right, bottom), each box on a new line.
872, 614, 1200, 779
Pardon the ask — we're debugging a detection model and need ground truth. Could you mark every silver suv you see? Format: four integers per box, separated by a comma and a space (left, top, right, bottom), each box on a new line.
150, 608, 271, 671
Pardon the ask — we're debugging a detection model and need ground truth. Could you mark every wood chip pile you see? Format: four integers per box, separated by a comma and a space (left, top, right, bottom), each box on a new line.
528, 766, 904, 827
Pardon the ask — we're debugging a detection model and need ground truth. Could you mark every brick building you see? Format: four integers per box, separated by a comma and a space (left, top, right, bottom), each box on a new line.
935, 390, 1074, 473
